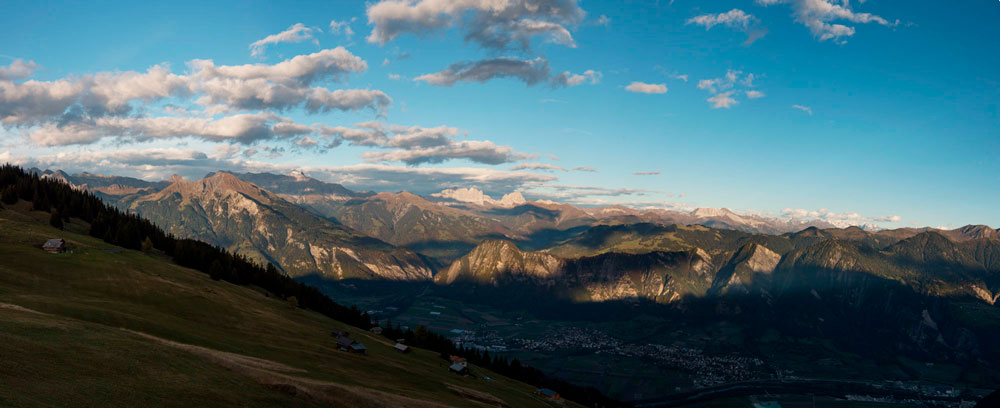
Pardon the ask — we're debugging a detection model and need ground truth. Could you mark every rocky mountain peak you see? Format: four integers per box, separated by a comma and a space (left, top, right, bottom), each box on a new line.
197, 172, 260, 194
691, 207, 736, 218
432, 187, 528, 208
436, 239, 563, 285
709, 242, 781, 295
498, 191, 527, 207
951, 224, 998, 241
738, 243, 781, 273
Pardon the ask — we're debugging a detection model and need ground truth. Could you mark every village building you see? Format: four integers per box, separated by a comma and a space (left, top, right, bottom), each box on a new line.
335, 335, 366, 354
336, 336, 356, 350
449, 355, 467, 367
536, 388, 561, 400
393, 343, 409, 353
370, 326, 383, 335
42, 239, 66, 253
449, 362, 468, 375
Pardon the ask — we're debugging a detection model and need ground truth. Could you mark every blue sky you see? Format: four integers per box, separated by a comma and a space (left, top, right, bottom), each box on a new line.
1, 0, 998, 229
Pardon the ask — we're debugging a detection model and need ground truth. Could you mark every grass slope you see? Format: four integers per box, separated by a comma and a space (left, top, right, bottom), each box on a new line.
0, 204, 576, 408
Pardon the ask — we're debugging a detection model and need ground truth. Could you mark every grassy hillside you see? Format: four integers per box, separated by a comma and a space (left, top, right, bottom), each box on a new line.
0, 203, 579, 408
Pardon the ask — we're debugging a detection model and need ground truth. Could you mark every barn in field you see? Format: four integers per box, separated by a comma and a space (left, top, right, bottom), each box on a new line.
449, 362, 468, 375
42, 239, 66, 253
536, 388, 560, 400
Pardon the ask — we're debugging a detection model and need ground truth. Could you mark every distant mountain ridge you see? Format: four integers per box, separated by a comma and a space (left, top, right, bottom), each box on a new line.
39, 168, 991, 238
34, 168, 170, 201
35, 168, 1000, 304
127, 172, 434, 281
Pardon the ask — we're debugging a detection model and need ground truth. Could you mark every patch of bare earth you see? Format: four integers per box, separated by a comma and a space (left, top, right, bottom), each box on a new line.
0, 302, 51, 316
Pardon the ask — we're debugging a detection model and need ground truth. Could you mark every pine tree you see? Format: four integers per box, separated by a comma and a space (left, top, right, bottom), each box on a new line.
32, 189, 50, 212
49, 210, 64, 230
209, 260, 225, 281
1, 186, 17, 205
141, 237, 154, 253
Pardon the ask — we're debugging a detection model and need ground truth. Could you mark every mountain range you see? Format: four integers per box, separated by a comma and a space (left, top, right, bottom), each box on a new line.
28, 166, 1000, 401
35, 168, 1000, 309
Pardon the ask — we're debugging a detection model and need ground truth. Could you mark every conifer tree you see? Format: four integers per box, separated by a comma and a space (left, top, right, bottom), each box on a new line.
49, 209, 64, 230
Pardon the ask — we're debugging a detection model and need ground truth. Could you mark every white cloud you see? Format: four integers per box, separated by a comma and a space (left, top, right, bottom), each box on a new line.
687, 9, 754, 30
316, 122, 532, 165
365, 0, 584, 51
596, 14, 611, 27
510, 163, 568, 172
415, 57, 598, 88
792, 104, 813, 115
697, 69, 761, 109
687, 9, 766, 44
0, 59, 40, 80
1, 48, 389, 141
634, 170, 660, 175
573, 166, 597, 172
249, 23, 318, 58
191, 47, 366, 85
3, 148, 556, 196
416, 58, 550, 86
625, 81, 667, 94
384, 124, 458, 148
781, 207, 901, 228
526, 184, 663, 205
697, 78, 721, 93
555, 69, 601, 86
755, 0, 897, 43
329, 19, 355, 38
362, 139, 531, 165
27, 113, 303, 146
708, 91, 738, 108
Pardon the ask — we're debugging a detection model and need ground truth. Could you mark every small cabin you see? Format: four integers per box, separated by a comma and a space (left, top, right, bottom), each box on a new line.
370, 327, 383, 335
449, 355, 468, 368
348, 343, 367, 355
336, 336, 356, 350
42, 239, 66, 253
449, 362, 468, 375
536, 388, 561, 400
394, 343, 410, 353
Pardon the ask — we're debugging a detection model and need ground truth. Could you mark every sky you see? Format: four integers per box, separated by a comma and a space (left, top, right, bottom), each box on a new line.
0, 0, 998, 229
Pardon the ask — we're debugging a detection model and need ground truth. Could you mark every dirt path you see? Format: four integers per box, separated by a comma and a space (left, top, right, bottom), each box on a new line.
121, 329, 455, 408
0, 302, 51, 316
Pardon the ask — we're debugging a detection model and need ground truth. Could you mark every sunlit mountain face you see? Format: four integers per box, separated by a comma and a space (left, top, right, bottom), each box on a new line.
3, 0, 1000, 406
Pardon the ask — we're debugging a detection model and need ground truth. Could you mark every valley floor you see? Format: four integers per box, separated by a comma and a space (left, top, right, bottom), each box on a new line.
313, 280, 996, 407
